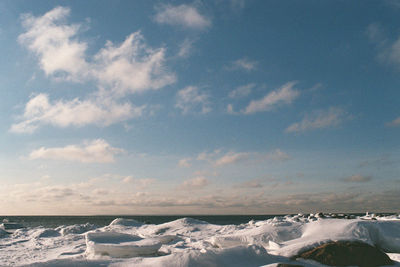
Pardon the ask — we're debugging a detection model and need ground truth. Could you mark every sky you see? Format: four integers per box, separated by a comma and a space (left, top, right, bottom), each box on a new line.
0, 0, 399, 215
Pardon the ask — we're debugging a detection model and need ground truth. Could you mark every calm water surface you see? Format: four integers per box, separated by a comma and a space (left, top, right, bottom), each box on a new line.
0, 213, 382, 228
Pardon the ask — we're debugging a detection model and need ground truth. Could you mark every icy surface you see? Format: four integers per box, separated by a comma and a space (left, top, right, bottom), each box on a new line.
86, 232, 162, 258
1, 214, 400, 266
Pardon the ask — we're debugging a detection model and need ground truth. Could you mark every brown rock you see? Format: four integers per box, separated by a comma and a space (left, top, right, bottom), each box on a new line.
295, 241, 394, 267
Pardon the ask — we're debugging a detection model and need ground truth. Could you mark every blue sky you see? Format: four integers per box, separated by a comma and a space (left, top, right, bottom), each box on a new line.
0, 0, 399, 215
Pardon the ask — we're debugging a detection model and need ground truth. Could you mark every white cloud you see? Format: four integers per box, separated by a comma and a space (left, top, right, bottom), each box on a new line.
181, 176, 209, 189
243, 82, 299, 114
122, 176, 156, 188
196, 148, 289, 167
229, 83, 255, 98
35, 186, 76, 200
154, 4, 211, 30
10, 94, 142, 133
229, 0, 246, 10
178, 158, 192, 167
93, 32, 176, 97
19, 7, 176, 89
136, 178, 156, 188
215, 152, 250, 166
229, 58, 258, 72
286, 107, 348, 133
235, 179, 263, 189
175, 86, 211, 114
342, 174, 372, 183
29, 139, 123, 163
366, 23, 400, 70
385, 0, 400, 8
265, 149, 290, 161
226, 104, 236, 114
383, 38, 400, 67
92, 188, 110, 195
366, 23, 386, 45
386, 116, 400, 127
178, 38, 195, 58
197, 149, 221, 162
19, 6, 89, 81
13, 7, 176, 133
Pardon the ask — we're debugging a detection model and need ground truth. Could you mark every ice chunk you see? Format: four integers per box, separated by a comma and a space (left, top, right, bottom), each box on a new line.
109, 218, 143, 227
85, 231, 161, 258
33, 228, 60, 238
58, 223, 98, 235
0, 222, 25, 233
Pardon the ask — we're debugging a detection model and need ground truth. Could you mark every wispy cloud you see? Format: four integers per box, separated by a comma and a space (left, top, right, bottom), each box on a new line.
366, 23, 386, 46
29, 139, 123, 163
13, 7, 176, 133
228, 58, 258, 72
178, 38, 195, 58
178, 158, 192, 168
197, 149, 221, 162
286, 107, 349, 133
359, 155, 395, 168
264, 149, 290, 161
229, 0, 246, 11
366, 23, 400, 70
386, 116, 400, 127
154, 4, 211, 30
226, 104, 236, 114
122, 176, 156, 189
197, 149, 290, 167
10, 93, 143, 133
229, 83, 255, 98
243, 82, 299, 114
215, 152, 250, 166
342, 174, 372, 183
180, 176, 209, 190
234, 179, 263, 189
175, 86, 211, 114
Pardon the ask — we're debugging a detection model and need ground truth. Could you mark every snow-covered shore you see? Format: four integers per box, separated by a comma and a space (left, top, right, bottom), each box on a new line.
1, 214, 400, 266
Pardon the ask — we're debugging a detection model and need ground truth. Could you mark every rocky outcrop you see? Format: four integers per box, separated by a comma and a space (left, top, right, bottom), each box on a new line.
295, 241, 394, 267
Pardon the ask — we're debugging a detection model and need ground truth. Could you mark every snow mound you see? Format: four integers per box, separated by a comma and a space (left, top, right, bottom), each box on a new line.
85, 231, 162, 258
276, 219, 400, 257
211, 217, 303, 249
0, 222, 25, 233
177, 217, 209, 226
58, 223, 98, 235
109, 218, 143, 227
33, 228, 60, 238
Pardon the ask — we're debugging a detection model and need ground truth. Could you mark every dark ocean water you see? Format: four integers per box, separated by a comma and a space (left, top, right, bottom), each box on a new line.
0, 213, 387, 228
0, 215, 280, 228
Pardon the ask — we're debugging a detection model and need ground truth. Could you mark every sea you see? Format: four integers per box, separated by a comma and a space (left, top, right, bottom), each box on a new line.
0, 213, 382, 228
0, 215, 283, 228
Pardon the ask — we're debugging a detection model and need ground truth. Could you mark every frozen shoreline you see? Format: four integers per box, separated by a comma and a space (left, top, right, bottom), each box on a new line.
1, 213, 400, 266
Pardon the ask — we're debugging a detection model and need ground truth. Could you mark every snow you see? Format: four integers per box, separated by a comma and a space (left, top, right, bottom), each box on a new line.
108, 218, 143, 227
58, 223, 97, 236
85, 232, 162, 258
1, 214, 400, 266
0, 223, 25, 233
